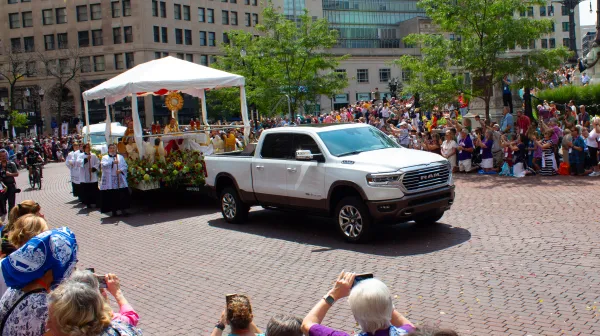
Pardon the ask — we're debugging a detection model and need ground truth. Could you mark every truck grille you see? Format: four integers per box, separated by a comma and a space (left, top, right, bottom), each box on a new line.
401, 163, 450, 194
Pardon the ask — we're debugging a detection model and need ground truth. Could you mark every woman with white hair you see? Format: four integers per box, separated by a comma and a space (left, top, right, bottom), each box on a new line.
302, 271, 414, 336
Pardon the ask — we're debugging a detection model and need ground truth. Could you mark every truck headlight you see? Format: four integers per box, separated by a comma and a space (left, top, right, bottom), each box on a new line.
366, 172, 403, 187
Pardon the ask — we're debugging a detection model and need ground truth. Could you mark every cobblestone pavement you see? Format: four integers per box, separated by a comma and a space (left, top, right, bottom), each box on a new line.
13, 163, 600, 336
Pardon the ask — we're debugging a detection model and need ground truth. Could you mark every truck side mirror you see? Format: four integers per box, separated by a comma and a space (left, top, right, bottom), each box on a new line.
295, 149, 313, 161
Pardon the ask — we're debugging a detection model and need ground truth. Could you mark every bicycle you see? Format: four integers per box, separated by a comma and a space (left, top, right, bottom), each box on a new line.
29, 163, 43, 190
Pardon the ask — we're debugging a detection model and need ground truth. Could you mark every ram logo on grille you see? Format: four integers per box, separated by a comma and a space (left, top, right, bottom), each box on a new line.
420, 172, 440, 180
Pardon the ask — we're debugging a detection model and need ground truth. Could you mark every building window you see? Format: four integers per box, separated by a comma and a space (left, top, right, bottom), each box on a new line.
379, 69, 390, 83
22, 11, 33, 27
78, 31, 90, 47
357, 69, 369, 83
185, 29, 192, 45
152, 0, 158, 16
113, 27, 122, 44
185, 54, 193, 62
26, 61, 37, 77
402, 70, 411, 82
160, 1, 166, 18
244, 0, 249, 5
125, 52, 134, 68
223, 33, 230, 45
8, 0, 17, 4
77, 5, 88, 22
527, 6, 533, 17
200, 31, 206, 46
549, 38, 556, 48
90, 4, 102, 20
519, 9, 526, 17
222, 10, 229, 24
176, 53, 184, 59
231, 0, 237, 3
563, 38, 570, 47
80, 57, 91, 73
561, 5, 568, 16
208, 9, 214, 23
541, 38, 548, 49
200, 55, 208, 66
42, 9, 54, 25
155, 52, 161, 59
551, 22, 555, 32
244, 13, 250, 26
9, 13, 20, 29
334, 69, 346, 79
56, 8, 67, 24
252, 13, 258, 25
92, 29, 103, 46
175, 28, 183, 44
540, 5, 546, 16
112, 1, 121, 17
231, 11, 238, 25
161, 27, 168, 43
562, 22, 569, 32
123, 0, 131, 16
23, 36, 34, 52
153, 26, 160, 42
93, 55, 105, 72
174, 4, 181, 20
210, 55, 217, 64
57, 33, 68, 49
183, 5, 190, 20
198, 7, 205, 22
529, 39, 535, 49
124, 26, 133, 43
10, 38, 21, 52
44, 34, 55, 50
59, 59, 69, 74
114, 53, 124, 70
208, 32, 215, 46
252, 0, 257, 5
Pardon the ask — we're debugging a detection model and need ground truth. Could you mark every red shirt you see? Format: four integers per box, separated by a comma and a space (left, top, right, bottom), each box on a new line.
516, 115, 530, 135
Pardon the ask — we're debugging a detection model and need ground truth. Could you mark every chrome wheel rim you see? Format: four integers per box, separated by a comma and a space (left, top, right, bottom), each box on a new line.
339, 205, 363, 238
222, 193, 236, 219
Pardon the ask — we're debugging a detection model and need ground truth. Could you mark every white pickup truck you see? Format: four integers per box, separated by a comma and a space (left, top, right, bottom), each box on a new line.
205, 123, 455, 242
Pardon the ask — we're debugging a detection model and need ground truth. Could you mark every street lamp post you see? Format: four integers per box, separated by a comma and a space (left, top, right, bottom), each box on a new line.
551, 0, 587, 63
388, 78, 399, 98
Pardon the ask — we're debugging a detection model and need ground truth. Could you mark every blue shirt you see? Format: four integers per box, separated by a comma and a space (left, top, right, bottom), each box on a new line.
500, 113, 514, 134
503, 79, 511, 94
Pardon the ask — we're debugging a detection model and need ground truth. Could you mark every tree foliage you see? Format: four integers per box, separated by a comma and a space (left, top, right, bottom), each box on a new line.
9, 110, 29, 128
0, 45, 35, 112
215, 6, 348, 118
397, 0, 569, 119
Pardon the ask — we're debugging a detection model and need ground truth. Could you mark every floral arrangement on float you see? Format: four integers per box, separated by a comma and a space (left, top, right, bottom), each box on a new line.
126, 149, 206, 189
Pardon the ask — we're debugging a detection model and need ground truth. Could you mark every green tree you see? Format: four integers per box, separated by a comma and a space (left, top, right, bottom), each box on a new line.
215, 6, 348, 118
9, 110, 29, 128
398, 0, 569, 120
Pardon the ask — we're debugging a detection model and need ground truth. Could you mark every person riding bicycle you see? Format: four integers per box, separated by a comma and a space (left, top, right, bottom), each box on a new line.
25, 146, 44, 179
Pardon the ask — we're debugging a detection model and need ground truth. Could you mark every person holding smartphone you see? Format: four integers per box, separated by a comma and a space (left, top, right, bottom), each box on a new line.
301, 271, 414, 336
212, 294, 263, 336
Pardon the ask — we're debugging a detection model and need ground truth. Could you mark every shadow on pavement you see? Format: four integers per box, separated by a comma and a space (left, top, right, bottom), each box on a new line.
207, 209, 471, 257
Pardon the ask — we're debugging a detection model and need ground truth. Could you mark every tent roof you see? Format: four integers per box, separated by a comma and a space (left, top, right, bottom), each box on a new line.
82, 56, 245, 104
82, 122, 127, 136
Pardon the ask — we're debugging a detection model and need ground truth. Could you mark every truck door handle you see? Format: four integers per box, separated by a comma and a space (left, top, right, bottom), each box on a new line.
256, 165, 264, 170
287, 167, 297, 172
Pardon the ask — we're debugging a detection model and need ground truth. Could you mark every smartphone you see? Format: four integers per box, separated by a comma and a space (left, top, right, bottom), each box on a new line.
96, 275, 107, 289
353, 273, 374, 287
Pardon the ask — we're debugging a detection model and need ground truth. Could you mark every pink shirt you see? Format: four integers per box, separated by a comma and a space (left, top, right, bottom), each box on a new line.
113, 303, 140, 327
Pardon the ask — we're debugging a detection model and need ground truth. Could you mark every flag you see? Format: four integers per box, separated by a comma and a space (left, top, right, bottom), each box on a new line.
12, 126, 16, 138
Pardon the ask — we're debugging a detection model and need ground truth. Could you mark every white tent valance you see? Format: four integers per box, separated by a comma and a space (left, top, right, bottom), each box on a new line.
81, 56, 250, 157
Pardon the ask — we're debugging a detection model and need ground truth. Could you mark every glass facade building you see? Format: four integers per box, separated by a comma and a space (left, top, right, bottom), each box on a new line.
283, 0, 306, 21
322, 0, 425, 48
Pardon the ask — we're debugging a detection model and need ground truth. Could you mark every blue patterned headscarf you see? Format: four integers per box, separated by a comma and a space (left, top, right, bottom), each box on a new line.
1, 227, 78, 289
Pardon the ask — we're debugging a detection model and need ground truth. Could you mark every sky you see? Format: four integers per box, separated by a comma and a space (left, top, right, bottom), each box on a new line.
580, 0, 597, 26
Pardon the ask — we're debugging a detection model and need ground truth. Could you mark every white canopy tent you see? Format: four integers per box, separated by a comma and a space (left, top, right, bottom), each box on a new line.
81, 56, 249, 157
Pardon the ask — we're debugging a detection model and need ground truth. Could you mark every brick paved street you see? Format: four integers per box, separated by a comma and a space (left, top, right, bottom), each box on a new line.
13, 163, 600, 335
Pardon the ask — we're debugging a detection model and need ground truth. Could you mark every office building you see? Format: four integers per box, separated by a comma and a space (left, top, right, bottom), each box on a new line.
0, 0, 263, 133
581, 25, 596, 57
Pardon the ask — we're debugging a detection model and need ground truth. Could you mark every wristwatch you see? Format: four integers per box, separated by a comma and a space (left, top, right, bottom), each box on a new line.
215, 322, 225, 331
323, 294, 335, 306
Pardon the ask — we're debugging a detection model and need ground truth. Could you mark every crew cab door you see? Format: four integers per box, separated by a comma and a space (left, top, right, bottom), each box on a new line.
286, 133, 326, 210
252, 133, 293, 205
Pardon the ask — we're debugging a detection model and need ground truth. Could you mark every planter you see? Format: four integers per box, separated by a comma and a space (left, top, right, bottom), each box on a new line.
135, 180, 160, 191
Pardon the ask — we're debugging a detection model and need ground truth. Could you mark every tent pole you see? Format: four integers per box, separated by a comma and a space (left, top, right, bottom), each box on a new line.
84, 100, 90, 143
131, 95, 145, 157
240, 85, 250, 144
104, 101, 111, 145
200, 89, 208, 126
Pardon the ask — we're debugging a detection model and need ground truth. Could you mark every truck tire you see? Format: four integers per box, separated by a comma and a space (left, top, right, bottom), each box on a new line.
335, 196, 373, 243
414, 210, 444, 225
220, 187, 249, 224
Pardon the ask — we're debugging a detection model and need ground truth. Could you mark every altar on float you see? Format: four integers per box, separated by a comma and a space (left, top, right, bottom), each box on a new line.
81, 56, 250, 190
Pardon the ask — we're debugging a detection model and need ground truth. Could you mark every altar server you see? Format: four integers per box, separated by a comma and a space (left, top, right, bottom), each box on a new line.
65, 143, 81, 198
99, 144, 130, 216
77, 143, 100, 208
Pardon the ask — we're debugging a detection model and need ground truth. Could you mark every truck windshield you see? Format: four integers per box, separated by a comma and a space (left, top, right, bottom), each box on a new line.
318, 126, 400, 157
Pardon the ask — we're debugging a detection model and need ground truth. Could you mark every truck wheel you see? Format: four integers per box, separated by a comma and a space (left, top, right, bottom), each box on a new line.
335, 196, 373, 243
220, 187, 249, 224
414, 211, 444, 225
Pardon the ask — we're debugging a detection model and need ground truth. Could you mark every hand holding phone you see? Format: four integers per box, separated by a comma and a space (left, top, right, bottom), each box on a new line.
352, 273, 373, 287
